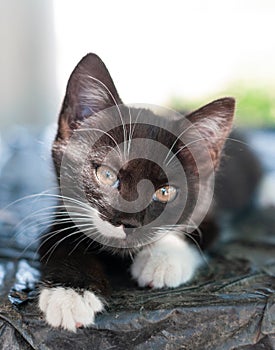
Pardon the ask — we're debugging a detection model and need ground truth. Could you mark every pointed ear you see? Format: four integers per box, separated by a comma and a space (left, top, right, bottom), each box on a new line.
184, 97, 235, 169
57, 53, 122, 139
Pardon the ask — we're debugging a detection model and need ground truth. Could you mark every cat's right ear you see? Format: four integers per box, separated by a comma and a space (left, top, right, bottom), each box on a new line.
57, 53, 122, 139
177, 97, 235, 171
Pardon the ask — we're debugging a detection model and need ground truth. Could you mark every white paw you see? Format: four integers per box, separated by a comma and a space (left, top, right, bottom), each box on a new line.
39, 287, 104, 332
131, 234, 203, 289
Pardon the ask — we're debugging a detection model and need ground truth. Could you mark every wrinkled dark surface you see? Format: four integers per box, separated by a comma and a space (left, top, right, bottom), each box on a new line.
0, 127, 274, 350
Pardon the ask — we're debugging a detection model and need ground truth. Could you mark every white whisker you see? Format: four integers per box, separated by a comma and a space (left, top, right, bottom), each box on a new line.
77, 127, 122, 158
163, 121, 198, 164
40, 222, 97, 263
68, 235, 90, 255
165, 136, 208, 166
129, 108, 143, 141
127, 106, 132, 156
86, 75, 127, 159
1, 187, 59, 211
42, 231, 80, 264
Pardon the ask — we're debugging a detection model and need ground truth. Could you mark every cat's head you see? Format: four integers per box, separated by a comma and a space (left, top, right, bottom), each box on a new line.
52, 53, 235, 250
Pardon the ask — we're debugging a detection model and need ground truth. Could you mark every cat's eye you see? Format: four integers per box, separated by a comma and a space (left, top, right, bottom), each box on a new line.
153, 185, 177, 203
96, 165, 119, 187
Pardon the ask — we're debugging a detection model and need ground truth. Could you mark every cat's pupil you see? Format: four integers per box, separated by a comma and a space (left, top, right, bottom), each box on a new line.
161, 188, 168, 196
105, 170, 112, 178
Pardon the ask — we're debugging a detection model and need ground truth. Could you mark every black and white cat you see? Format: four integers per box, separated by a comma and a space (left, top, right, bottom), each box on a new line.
38, 53, 256, 332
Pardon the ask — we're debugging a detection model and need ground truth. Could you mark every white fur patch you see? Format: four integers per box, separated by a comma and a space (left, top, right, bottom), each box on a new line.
39, 287, 104, 332
92, 212, 126, 239
131, 233, 203, 288
258, 172, 275, 208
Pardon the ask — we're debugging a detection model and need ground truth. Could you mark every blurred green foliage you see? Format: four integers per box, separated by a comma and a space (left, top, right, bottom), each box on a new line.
170, 83, 275, 127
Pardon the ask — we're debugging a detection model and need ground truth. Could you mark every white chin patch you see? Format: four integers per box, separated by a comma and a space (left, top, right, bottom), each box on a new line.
92, 212, 126, 239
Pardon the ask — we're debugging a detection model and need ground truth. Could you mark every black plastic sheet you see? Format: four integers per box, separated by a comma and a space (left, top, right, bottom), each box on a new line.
0, 128, 274, 349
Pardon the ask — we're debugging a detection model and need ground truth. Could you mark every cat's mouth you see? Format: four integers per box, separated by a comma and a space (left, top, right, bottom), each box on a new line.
77, 211, 162, 249
122, 224, 138, 235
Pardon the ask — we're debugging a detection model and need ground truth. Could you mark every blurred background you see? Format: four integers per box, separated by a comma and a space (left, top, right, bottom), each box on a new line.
0, 0, 274, 209
0, 0, 275, 129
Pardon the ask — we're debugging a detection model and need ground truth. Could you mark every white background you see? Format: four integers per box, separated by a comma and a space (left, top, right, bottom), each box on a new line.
54, 1, 275, 105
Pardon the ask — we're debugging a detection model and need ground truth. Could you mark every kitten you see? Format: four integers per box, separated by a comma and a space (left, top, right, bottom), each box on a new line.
38, 53, 236, 332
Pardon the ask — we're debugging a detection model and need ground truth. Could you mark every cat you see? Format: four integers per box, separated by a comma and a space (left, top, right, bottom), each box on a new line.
38, 53, 257, 332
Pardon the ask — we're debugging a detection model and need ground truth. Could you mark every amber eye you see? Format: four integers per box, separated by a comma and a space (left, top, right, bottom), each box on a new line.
153, 185, 177, 203
96, 165, 119, 187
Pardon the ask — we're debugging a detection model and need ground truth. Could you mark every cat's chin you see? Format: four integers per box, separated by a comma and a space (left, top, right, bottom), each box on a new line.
81, 212, 164, 251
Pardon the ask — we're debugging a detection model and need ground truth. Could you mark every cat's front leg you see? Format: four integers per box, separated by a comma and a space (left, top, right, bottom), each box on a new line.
130, 233, 203, 288
38, 249, 108, 332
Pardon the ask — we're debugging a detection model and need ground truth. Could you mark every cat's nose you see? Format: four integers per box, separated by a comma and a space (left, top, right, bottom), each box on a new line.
122, 223, 136, 229
111, 219, 139, 233
111, 215, 139, 229
122, 223, 137, 235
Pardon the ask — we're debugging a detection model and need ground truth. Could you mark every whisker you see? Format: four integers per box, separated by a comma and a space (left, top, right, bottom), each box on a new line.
12, 203, 98, 238
127, 106, 132, 156
19, 230, 63, 261
42, 231, 80, 264
39, 221, 97, 263
163, 121, 199, 164
34, 220, 97, 260
86, 75, 127, 159
68, 235, 91, 256
187, 217, 203, 244
182, 231, 209, 267
225, 136, 250, 147
84, 233, 98, 253
15, 216, 75, 238
165, 137, 208, 166
1, 187, 59, 211
128, 250, 134, 262
130, 108, 143, 139
77, 127, 122, 158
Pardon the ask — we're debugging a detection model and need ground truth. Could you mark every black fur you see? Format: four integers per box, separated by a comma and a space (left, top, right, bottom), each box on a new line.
39, 53, 259, 300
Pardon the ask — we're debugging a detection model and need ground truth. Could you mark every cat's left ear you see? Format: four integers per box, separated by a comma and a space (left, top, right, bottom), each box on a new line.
183, 97, 235, 169
57, 53, 122, 139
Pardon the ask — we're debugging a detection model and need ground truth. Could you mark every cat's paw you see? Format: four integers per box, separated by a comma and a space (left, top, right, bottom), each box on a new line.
130, 234, 203, 289
39, 287, 104, 332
